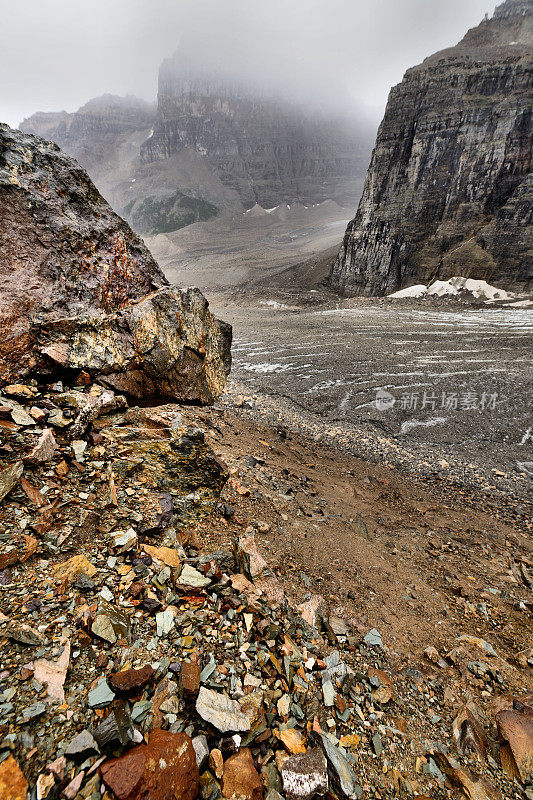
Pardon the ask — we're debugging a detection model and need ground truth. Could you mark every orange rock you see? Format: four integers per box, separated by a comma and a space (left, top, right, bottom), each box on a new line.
209, 748, 224, 779
222, 748, 263, 800
274, 728, 307, 754
0, 755, 28, 800
100, 730, 199, 800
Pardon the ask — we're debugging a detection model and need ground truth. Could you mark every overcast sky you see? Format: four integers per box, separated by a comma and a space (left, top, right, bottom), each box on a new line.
1, 0, 494, 128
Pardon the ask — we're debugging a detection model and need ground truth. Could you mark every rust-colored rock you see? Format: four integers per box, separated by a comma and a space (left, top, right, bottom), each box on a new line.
181, 658, 201, 698
107, 665, 154, 695
0, 755, 28, 800
496, 706, 533, 783
100, 729, 199, 800
222, 748, 263, 800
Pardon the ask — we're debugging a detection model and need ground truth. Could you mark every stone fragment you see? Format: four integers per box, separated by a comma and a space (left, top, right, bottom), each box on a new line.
181, 659, 201, 697
281, 747, 328, 800
209, 748, 224, 779
53, 555, 97, 586
274, 729, 307, 755
235, 534, 269, 578
196, 687, 251, 733
7, 621, 42, 646
317, 734, 362, 799
110, 528, 138, 554
88, 677, 116, 709
63, 770, 84, 799
367, 667, 394, 704
177, 564, 211, 588
142, 543, 181, 568
22, 700, 46, 722
0, 756, 28, 800
94, 705, 137, 749
156, 606, 175, 637
363, 628, 383, 648
92, 599, 131, 644
496, 706, 533, 783
100, 729, 199, 800
297, 595, 326, 629
222, 748, 263, 800
108, 665, 154, 695
33, 640, 70, 703
65, 730, 99, 759
0, 461, 23, 503
192, 735, 210, 771
36, 771, 55, 799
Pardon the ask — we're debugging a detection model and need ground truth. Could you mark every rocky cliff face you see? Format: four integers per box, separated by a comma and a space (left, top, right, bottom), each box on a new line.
0, 123, 231, 400
140, 52, 373, 210
328, 0, 533, 296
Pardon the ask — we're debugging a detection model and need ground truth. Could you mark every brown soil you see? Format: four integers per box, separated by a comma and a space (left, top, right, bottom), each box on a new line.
197, 405, 533, 681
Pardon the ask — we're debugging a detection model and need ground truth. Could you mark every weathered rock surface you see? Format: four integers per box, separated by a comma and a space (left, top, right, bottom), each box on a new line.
222, 747, 264, 800
100, 730, 199, 800
0, 123, 231, 400
33, 286, 232, 403
328, 0, 533, 296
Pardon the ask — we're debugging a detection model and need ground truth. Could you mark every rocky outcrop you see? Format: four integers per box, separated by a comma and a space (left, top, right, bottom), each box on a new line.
328, 0, 533, 296
0, 123, 231, 400
21, 75, 374, 236
140, 49, 373, 211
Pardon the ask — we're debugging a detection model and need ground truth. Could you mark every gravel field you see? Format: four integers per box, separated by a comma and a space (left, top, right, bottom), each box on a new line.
212, 299, 533, 498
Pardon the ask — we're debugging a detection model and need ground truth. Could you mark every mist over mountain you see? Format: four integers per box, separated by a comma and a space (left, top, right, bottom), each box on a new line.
21, 37, 376, 235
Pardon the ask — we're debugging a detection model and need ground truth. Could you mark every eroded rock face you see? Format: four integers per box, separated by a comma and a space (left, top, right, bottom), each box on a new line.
0, 123, 231, 400
328, 0, 533, 296
140, 46, 373, 211
33, 286, 232, 403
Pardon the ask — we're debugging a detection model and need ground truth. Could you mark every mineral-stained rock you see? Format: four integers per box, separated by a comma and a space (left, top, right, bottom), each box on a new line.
196, 687, 251, 733
0, 755, 28, 800
0, 461, 23, 503
33, 286, 232, 404
496, 706, 533, 783
281, 748, 328, 800
100, 729, 199, 800
328, 0, 533, 296
222, 748, 263, 800
108, 665, 154, 695
0, 123, 231, 402
24, 428, 58, 464
101, 411, 228, 523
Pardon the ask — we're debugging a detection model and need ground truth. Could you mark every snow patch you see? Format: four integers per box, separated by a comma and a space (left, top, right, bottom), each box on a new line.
389, 277, 516, 303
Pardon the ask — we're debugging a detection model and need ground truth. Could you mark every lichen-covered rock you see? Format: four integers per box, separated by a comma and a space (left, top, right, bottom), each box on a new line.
0, 123, 231, 401
328, 0, 533, 296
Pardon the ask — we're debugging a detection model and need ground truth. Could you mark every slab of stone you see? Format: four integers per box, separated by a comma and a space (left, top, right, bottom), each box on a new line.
196, 687, 251, 733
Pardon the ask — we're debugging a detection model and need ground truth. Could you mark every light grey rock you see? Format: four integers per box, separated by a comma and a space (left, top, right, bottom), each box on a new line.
65, 730, 99, 758
317, 734, 362, 800
177, 564, 211, 588
363, 628, 383, 648
88, 677, 115, 709
192, 734, 210, 770
195, 687, 251, 733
